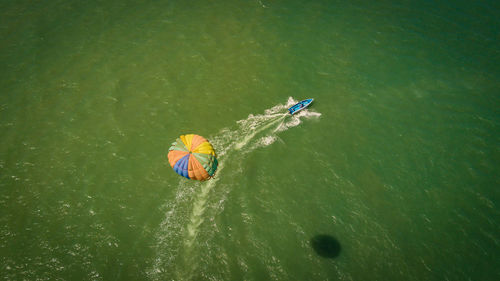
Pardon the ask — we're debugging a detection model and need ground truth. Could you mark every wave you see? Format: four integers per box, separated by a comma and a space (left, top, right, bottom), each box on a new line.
148, 97, 321, 280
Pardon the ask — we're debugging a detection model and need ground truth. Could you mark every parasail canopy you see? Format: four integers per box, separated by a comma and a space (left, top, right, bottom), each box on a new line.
167, 134, 218, 180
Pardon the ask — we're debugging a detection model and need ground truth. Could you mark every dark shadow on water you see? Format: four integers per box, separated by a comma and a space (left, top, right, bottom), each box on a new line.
310, 234, 341, 259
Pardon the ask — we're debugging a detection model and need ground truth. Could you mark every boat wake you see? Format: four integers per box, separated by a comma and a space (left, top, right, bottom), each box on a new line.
148, 97, 320, 280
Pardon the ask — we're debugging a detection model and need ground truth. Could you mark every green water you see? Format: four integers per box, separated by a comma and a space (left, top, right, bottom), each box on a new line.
1, 0, 499, 280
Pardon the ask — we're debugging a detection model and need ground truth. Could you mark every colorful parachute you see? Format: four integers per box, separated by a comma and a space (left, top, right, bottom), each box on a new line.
167, 134, 218, 180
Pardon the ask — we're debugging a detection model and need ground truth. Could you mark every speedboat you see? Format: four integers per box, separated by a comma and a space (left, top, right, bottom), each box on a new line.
288, 98, 314, 115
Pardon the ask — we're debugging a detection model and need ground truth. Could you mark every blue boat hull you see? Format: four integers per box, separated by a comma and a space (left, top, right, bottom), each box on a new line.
288, 98, 314, 115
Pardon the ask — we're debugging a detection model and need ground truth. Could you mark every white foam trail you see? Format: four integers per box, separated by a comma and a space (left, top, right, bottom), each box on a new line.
258, 135, 279, 146
149, 97, 320, 280
233, 114, 287, 150
185, 169, 221, 247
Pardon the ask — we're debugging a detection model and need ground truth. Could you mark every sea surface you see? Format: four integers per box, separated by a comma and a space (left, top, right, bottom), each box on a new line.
1, 0, 499, 280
